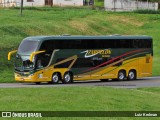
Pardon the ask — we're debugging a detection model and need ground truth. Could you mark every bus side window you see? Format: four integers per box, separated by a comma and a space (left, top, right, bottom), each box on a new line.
133, 39, 139, 48
143, 39, 151, 48
132, 39, 147, 48
138, 40, 144, 48
74, 40, 81, 49
37, 40, 54, 68
84, 40, 95, 49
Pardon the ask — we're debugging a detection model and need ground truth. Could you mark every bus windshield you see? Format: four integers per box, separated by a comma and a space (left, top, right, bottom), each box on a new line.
18, 40, 39, 54
15, 59, 35, 71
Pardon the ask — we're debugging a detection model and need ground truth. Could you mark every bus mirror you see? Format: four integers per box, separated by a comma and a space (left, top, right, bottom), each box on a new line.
8, 50, 18, 61
30, 50, 45, 62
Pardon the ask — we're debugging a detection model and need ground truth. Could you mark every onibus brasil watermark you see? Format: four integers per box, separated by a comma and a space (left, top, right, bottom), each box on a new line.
2, 112, 42, 118
1, 111, 159, 117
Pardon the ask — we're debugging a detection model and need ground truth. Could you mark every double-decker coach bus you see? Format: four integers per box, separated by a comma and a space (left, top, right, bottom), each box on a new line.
8, 35, 153, 84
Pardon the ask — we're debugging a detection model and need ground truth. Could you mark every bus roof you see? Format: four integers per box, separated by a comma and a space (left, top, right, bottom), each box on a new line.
24, 35, 152, 41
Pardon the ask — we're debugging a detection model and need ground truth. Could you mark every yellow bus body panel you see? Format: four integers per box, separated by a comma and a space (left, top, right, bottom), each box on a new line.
15, 56, 152, 82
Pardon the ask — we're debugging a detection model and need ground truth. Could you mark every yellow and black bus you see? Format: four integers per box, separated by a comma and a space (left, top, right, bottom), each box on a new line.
8, 35, 153, 84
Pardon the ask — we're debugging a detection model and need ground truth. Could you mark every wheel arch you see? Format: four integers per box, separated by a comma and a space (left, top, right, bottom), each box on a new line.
118, 69, 126, 75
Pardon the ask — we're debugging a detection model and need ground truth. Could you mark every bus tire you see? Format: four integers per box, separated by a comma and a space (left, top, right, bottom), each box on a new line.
52, 73, 61, 84
62, 72, 73, 84
128, 70, 136, 80
118, 70, 126, 81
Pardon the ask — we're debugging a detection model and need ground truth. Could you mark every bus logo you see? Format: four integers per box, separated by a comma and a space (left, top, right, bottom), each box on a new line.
81, 49, 111, 58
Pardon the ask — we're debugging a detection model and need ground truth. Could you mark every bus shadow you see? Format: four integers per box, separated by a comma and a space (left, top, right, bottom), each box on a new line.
22, 78, 153, 86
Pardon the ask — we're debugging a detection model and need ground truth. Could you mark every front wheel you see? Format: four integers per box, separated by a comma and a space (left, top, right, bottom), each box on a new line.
51, 73, 61, 84
62, 72, 73, 84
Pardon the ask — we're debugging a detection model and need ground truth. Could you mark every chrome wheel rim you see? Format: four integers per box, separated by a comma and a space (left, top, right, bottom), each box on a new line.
52, 74, 59, 83
64, 74, 71, 82
129, 72, 134, 79
119, 72, 124, 80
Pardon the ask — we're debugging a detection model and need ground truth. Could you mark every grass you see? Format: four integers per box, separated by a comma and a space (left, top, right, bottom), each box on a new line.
134, 9, 160, 14
0, 87, 159, 119
0, 7, 160, 82
0, 87, 159, 111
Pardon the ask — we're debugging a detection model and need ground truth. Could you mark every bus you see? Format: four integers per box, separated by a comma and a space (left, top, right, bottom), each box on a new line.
8, 35, 153, 84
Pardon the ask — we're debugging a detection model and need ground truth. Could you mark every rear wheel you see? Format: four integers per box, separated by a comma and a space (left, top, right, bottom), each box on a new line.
118, 70, 126, 81
62, 72, 73, 84
128, 70, 136, 80
51, 73, 61, 84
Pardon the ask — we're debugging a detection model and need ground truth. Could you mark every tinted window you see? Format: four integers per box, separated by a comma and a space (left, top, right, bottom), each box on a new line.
73, 58, 109, 68
39, 39, 152, 50
132, 39, 152, 48
18, 40, 39, 53
54, 58, 73, 68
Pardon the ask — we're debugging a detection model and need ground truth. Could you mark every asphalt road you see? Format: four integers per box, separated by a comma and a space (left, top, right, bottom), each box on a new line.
0, 76, 160, 88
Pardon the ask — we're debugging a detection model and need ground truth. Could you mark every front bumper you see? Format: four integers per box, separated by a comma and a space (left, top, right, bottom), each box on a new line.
15, 73, 36, 82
